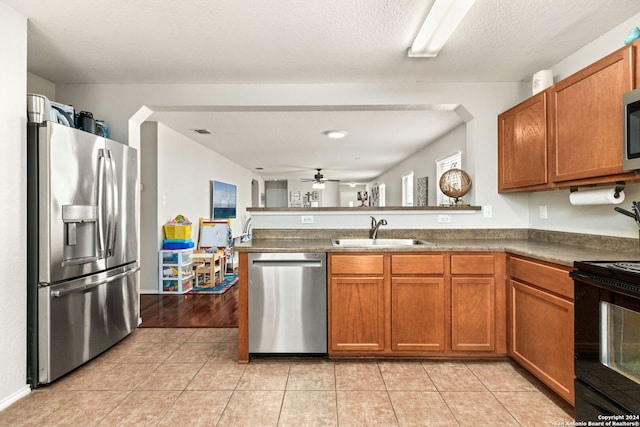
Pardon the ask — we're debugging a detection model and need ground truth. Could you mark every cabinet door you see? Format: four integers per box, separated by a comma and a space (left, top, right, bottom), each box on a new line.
329, 276, 385, 352
510, 280, 574, 405
550, 46, 633, 183
498, 91, 549, 191
391, 277, 445, 351
451, 277, 495, 351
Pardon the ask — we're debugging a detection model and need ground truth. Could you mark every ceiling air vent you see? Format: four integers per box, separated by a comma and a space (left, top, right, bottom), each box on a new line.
192, 129, 212, 135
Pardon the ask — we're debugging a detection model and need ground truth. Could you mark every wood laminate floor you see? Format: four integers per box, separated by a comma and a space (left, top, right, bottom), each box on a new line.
139, 286, 238, 328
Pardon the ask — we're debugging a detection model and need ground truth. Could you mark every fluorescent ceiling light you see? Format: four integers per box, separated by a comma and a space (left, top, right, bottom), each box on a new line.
408, 0, 475, 58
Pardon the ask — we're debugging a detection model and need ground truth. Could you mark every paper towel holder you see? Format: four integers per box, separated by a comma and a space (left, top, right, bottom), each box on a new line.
569, 182, 625, 199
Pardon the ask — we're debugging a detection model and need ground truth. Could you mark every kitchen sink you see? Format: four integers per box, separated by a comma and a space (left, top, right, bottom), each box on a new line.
331, 238, 434, 247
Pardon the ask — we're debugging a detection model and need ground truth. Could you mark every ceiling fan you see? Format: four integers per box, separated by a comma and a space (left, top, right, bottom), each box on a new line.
301, 168, 339, 189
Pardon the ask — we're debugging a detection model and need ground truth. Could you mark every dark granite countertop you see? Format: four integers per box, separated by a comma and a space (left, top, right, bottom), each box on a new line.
235, 230, 640, 267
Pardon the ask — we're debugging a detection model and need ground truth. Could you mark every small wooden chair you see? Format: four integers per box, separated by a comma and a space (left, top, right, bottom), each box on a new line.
192, 249, 223, 287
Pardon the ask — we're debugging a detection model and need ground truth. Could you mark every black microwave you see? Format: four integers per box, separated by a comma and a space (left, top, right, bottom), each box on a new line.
623, 88, 640, 171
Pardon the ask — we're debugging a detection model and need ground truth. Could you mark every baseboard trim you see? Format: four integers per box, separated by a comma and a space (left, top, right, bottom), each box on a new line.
0, 385, 31, 411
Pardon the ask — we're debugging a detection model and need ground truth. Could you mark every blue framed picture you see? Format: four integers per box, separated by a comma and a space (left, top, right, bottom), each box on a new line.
211, 180, 237, 219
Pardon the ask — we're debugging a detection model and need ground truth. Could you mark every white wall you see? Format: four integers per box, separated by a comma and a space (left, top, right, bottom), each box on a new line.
55, 81, 530, 231
373, 124, 468, 206
0, 2, 30, 409
527, 11, 640, 238
137, 123, 260, 293
340, 184, 367, 207
139, 122, 159, 294
286, 180, 340, 207
26, 72, 55, 101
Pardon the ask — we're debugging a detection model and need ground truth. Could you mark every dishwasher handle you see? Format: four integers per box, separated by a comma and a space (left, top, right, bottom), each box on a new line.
251, 259, 324, 268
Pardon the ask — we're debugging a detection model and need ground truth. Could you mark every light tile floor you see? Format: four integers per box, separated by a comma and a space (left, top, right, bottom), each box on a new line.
0, 328, 574, 426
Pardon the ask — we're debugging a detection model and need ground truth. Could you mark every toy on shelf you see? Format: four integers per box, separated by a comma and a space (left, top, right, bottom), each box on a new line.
163, 214, 194, 249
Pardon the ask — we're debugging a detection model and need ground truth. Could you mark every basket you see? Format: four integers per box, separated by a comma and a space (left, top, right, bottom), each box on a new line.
163, 224, 192, 240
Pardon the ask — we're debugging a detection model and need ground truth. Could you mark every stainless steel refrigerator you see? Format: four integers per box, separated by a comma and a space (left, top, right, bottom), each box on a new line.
27, 119, 139, 387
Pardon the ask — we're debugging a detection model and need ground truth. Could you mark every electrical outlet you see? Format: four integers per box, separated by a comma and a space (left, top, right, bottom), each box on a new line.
301, 215, 314, 224
483, 205, 493, 218
539, 205, 548, 219
437, 215, 451, 223
161, 195, 166, 205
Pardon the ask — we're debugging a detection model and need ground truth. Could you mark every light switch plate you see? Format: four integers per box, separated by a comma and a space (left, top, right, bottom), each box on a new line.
539, 205, 548, 219
483, 205, 493, 218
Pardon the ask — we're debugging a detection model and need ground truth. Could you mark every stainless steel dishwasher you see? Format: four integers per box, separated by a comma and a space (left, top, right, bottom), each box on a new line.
248, 252, 327, 354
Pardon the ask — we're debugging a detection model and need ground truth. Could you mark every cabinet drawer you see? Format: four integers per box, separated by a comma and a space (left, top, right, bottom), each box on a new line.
509, 256, 573, 299
330, 254, 384, 275
451, 254, 495, 275
391, 254, 444, 275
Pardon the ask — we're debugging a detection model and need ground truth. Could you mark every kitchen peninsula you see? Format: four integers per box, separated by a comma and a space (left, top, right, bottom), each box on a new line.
235, 228, 640, 406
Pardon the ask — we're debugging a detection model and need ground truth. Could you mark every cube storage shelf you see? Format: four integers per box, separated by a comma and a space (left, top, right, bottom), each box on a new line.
159, 248, 194, 293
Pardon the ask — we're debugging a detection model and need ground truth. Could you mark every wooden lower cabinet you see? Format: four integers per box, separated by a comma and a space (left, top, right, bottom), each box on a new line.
450, 253, 506, 354
328, 252, 505, 357
391, 276, 446, 351
451, 277, 495, 352
508, 256, 574, 405
329, 276, 385, 352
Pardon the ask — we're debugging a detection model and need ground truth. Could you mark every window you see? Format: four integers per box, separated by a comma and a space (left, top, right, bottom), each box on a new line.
436, 151, 462, 206
401, 172, 414, 206
378, 184, 386, 207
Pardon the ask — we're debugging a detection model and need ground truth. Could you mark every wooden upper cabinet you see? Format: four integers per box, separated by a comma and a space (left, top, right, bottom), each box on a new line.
498, 91, 549, 192
549, 45, 634, 183
498, 42, 640, 192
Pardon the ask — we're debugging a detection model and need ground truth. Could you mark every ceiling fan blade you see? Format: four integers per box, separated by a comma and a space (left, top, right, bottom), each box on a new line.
298, 168, 341, 183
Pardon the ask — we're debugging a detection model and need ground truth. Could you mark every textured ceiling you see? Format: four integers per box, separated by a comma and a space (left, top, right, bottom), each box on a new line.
6, 0, 640, 181
7, 0, 640, 84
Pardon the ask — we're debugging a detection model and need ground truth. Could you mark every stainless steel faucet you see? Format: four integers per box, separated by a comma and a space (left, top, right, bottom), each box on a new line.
369, 216, 388, 239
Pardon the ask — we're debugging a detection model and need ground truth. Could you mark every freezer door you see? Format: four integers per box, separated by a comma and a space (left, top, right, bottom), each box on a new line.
104, 138, 138, 268
38, 122, 106, 283
38, 263, 139, 384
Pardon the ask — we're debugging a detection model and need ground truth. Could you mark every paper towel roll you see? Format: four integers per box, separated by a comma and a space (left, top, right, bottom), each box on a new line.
532, 70, 553, 95
569, 188, 625, 205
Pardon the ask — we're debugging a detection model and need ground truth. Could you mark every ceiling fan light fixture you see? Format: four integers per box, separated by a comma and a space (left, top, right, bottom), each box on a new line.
324, 130, 347, 139
408, 0, 475, 58
312, 181, 326, 190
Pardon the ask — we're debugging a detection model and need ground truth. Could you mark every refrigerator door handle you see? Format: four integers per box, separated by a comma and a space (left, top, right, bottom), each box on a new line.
97, 150, 107, 258
106, 151, 117, 257
51, 267, 140, 298
61, 255, 99, 267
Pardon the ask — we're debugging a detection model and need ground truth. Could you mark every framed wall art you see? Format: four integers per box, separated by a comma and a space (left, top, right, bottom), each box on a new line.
211, 180, 237, 219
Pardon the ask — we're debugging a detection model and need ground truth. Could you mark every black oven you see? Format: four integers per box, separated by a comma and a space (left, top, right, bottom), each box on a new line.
571, 261, 640, 422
